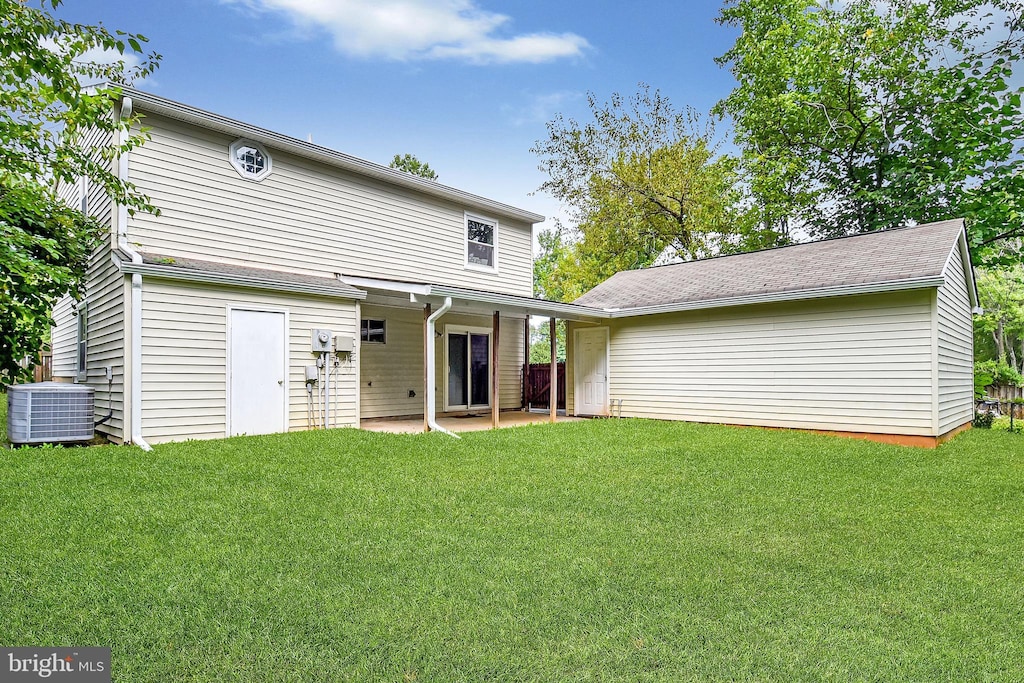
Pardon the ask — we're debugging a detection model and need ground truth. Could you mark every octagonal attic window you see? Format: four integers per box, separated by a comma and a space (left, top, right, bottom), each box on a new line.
229, 139, 272, 181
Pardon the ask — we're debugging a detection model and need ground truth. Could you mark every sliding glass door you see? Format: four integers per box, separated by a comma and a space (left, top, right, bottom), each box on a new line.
446, 327, 491, 410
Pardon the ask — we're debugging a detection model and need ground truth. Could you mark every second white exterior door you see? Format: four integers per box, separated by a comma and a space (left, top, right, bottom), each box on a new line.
575, 327, 609, 416
228, 308, 287, 436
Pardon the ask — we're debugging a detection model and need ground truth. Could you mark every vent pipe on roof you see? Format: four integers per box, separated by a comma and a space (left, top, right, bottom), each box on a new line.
425, 297, 459, 439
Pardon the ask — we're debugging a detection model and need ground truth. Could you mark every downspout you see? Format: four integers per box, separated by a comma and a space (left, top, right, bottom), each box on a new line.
425, 297, 459, 438
113, 96, 152, 452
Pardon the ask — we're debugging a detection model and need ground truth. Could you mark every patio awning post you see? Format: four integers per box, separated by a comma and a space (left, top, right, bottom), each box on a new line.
492, 311, 500, 429
550, 317, 557, 423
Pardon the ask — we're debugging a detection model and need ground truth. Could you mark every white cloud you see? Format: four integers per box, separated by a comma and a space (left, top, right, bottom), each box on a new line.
75, 45, 143, 72
502, 91, 584, 126
224, 0, 590, 64
40, 38, 150, 85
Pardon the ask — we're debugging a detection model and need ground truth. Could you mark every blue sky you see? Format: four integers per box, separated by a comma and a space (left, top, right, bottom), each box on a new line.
55, 1, 742, 233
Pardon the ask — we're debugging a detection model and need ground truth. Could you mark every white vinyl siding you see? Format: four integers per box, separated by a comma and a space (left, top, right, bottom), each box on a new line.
359, 305, 425, 419
51, 295, 77, 379
497, 315, 526, 410
56, 126, 114, 225
80, 247, 126, 441
571, 290, 937, 436
49, 245, 127, 441
127, 113, 534, 296
359, 307, 525, 419
936, 244, 974, 434
140, 279, 358, 444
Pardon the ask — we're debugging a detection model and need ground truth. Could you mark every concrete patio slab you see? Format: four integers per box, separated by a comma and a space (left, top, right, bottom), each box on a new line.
360, 411, 583, 434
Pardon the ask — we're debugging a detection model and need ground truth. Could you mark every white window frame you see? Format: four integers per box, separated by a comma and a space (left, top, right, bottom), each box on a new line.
443, 324, 492, 411
464, 213, 498, 273
360, 319, 386, 344
75, 301, 88, 382
229, 138, 273, 182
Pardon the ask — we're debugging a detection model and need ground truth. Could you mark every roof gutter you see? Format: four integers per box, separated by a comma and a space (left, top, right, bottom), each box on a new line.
601, 276, 947, 318
119, 261, 367, 300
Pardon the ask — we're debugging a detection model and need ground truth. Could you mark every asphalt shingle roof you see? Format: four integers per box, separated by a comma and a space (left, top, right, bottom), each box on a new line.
138, 253, 366, 299
573, 219, 966, 311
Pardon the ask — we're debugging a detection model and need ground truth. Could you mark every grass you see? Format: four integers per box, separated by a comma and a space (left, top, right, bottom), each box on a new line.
1, 400, 1023, 681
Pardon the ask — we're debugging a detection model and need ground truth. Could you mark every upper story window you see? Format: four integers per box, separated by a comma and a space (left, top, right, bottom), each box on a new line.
229, 139, 272, 182
465, 214, 497, 271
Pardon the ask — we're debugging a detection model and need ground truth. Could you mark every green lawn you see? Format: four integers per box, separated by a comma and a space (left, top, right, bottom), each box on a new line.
1, 402, 1022, 681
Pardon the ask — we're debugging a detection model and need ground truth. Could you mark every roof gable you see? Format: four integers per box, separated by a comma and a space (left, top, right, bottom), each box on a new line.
118, 87, 544, 226
575, 219, 970, 314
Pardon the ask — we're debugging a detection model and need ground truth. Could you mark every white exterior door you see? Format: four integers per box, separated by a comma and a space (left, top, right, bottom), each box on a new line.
229, 308, 287, 436
575, 327, 609, 416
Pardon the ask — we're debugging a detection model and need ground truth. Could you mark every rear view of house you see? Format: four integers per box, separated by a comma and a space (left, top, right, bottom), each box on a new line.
49, 87, 977, 448
50, 88, 597, 446
566, 220, 977, 447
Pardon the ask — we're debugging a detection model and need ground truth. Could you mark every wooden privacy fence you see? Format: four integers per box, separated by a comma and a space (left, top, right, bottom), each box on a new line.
982, 384, 1024, 418
523, 362, 565, 410
33, 352, 52, 383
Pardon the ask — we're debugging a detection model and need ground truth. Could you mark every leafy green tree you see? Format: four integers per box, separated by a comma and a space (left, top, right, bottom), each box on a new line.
0, 0, 159, 384
975, 266, 1024, 375
528, 320, 566, 364
716, 0, 1024, 266
532, 85, 742, 301
389, 153, 438, 180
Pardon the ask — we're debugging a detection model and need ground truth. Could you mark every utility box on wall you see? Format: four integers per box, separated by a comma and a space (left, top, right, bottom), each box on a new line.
311, 329, 333, 353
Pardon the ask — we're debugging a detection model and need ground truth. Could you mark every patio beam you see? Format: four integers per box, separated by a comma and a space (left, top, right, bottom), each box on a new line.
492, 311, 500, 429
423, 302, 431, 432
550, 317, 557, 423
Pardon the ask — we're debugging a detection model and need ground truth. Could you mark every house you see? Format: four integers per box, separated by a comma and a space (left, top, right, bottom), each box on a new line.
51, 88, 976, 448
50, 88, 599, 447
566, 219, 977, 447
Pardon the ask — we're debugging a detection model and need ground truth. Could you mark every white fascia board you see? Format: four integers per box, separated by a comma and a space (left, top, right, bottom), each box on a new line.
120, 261, 367, 300
342, 277, 606, 321
341, 276, 432, 296
604, 276, 946, 318
120, 87, 545, 226
427, 285, 607, 321
958, 230, 979, 309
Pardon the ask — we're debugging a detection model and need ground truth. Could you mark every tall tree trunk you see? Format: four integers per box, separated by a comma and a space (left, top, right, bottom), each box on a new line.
994, 320, 1006, 363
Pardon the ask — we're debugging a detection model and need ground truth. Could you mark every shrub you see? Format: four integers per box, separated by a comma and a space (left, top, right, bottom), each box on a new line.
973, 411, 995, 429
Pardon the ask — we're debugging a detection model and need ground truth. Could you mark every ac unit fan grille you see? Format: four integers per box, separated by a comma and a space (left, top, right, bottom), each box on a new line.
28, 393, 94, 440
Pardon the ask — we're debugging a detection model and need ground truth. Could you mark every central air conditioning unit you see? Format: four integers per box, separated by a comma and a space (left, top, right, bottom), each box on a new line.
6, 382, 95, 445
